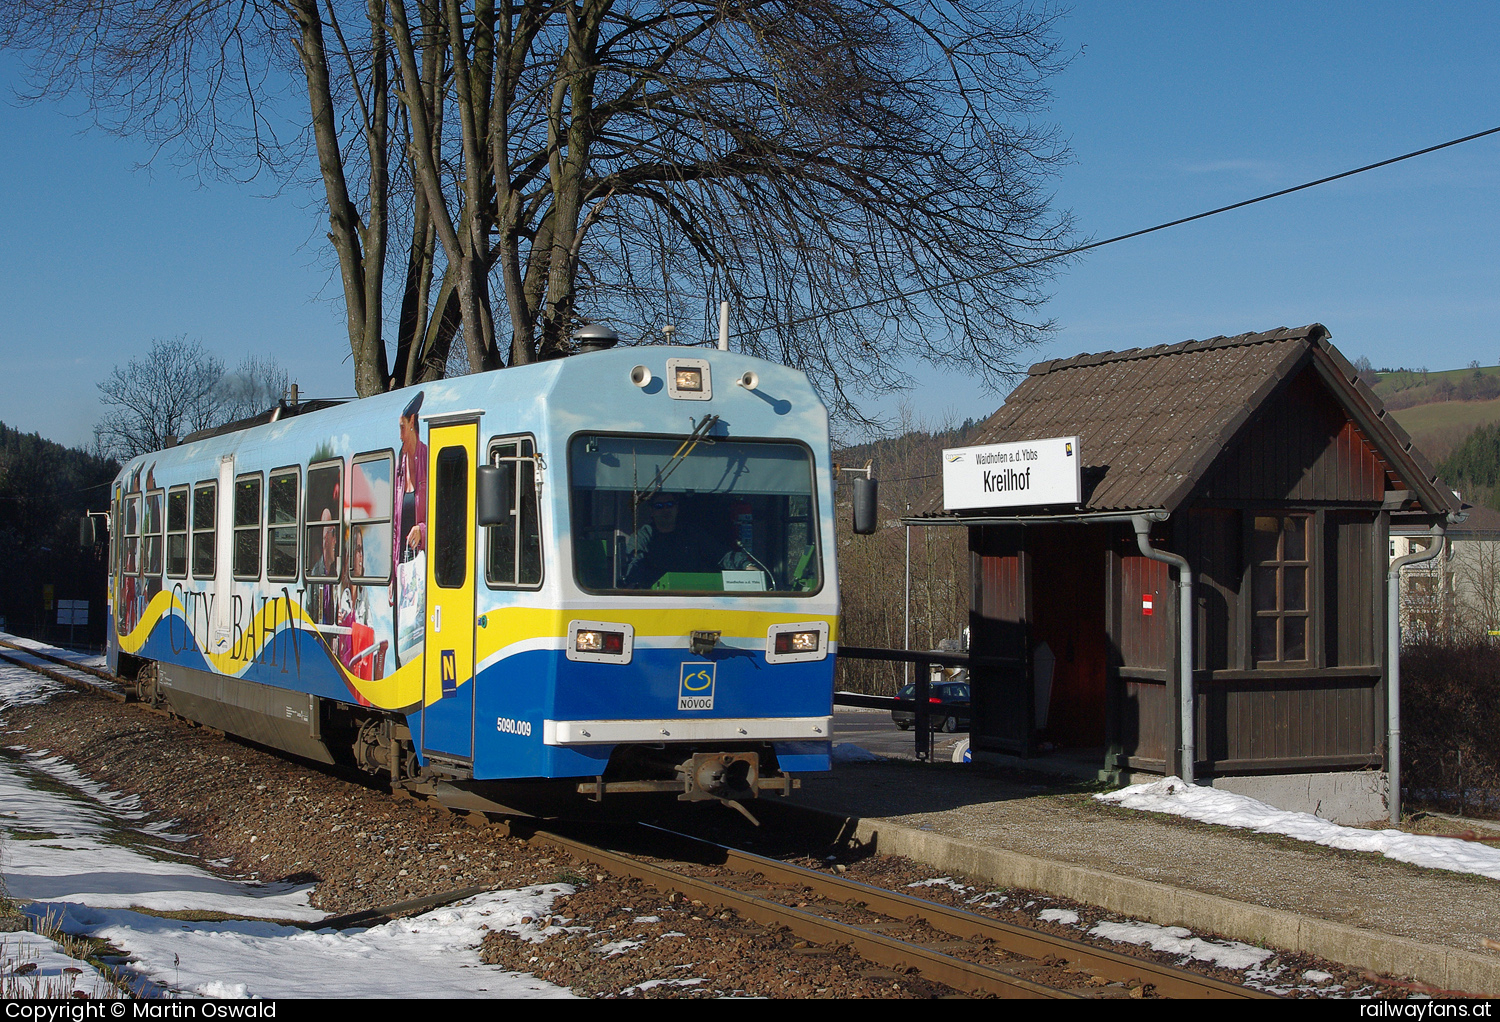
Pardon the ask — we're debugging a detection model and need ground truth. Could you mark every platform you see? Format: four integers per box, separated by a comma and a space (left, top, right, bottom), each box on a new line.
788, 751, 1500, 996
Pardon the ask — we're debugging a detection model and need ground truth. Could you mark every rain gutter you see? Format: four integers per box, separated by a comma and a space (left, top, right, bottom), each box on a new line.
1386, 522, 1447, 826
1131, 515, 1195, 786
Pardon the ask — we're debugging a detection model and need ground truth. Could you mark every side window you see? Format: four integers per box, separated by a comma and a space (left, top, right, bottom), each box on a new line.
123, 493, 141, 576
486, 438, 542, 587
112, 490, 122, 579
192, 483, 217, 578
348, 453, 393, 583
305, 461, 343, 581
166, 486, 189, 578
267, 469, 300, 582
142, 490, 163, 576
233, 474, 263, 580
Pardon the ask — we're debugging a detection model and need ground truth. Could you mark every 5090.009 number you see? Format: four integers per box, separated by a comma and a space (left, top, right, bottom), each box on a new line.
496, 717, 532, 736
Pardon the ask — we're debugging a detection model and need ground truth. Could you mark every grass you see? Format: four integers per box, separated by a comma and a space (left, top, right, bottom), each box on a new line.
0, 908, 137, 999
1388, 395, 1500, 435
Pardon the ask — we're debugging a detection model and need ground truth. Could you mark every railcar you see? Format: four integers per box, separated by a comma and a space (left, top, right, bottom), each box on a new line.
105, 343, 838, 812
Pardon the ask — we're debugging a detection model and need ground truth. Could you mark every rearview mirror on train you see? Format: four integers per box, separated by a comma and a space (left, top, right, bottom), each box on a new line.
476, 464, 513, 527
79, 515, 96, 548
852, 476, 879, 535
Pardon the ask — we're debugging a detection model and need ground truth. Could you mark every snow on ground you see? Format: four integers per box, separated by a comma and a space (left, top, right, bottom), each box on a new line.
0, 640, 577, 999
36, 890, 579, 999
831, 743, 885, 763
0, 929, 116, 999
1098, 776, 1500, 881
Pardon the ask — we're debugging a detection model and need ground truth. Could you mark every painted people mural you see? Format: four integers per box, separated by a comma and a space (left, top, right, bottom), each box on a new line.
392, 392, 427, 666
117, 463, 164, 637
304, 465, 342, 629
342, 454, 393, 681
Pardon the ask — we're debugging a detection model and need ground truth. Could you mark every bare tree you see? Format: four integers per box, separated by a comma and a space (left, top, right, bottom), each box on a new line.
93, 338, 289, 459
5, 2, 1075, 422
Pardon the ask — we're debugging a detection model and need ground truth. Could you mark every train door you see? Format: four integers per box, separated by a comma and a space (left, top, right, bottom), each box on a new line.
421, 420, 478, 764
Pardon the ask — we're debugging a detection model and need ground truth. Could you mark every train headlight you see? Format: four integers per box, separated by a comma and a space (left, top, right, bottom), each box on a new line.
766, 621, 829, 664
575, 630, 624, 654
666, 358, 712, 400
567, 621, 635, 663
775, 630, 820, 655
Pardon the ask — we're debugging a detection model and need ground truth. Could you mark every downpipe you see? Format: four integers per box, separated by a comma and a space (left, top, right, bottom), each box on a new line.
1132, 516, 1195, 785
1387, 524, 1447, 826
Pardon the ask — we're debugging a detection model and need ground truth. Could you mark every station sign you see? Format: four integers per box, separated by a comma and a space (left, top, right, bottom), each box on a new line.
942, 436, 1081, 511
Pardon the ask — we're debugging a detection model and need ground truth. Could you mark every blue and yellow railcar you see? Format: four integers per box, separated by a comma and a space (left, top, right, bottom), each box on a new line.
106, 345, 837, 808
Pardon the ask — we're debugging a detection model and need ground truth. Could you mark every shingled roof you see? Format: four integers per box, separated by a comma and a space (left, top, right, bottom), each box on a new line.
916, 324, 1459, 519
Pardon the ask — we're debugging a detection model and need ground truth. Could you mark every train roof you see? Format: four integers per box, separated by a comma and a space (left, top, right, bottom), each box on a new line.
113, 346, 829, 483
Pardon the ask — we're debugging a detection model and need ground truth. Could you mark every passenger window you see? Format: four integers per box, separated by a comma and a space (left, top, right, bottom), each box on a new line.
348, 453, 393, 584
166, 487, 189, 578
191, 483, 216, 578
486, 437, 542, 587
267, 469, 300, 581
123, 494, 141, 576
233, 475, 262, 580
142, 490, 163, 575
305, 461, 342, 581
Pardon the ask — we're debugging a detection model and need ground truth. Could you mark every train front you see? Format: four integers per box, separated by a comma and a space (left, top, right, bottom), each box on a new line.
472, 348, 838, 804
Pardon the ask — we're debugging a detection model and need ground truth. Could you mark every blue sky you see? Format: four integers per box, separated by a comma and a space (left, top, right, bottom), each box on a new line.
3, 2, 1499, 449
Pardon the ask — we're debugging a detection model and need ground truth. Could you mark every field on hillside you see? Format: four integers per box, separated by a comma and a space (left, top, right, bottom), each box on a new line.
1373, 366, 1500, 464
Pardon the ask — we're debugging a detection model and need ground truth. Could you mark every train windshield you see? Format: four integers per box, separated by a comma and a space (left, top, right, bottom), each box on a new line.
569, 434, 820, 595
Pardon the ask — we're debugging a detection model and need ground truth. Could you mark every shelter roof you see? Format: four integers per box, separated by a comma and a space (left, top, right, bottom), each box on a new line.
913, 324, 1459, 520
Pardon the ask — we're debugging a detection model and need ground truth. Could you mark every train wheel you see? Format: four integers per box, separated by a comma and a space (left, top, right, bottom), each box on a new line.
135, 662, 161, 707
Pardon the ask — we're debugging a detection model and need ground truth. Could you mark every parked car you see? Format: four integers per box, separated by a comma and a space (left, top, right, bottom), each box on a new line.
892, 680, 971, 733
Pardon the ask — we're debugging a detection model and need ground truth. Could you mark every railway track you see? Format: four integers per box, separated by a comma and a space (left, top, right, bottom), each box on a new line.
0, 642, 1286, 997
0, 639, 126, 702
524, 821, 1270, 999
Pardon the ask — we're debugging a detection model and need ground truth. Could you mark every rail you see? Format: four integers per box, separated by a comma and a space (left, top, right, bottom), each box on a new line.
527, 822, 1268, 999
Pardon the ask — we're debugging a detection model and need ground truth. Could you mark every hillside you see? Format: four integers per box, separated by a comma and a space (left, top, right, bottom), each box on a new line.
1372, 365, 1500, 465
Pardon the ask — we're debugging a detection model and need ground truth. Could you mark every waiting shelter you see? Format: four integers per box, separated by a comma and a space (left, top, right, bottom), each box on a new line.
909, 325, 1460, 822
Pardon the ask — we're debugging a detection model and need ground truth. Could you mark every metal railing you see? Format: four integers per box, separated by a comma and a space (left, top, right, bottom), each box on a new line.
834, 646, 1022, 761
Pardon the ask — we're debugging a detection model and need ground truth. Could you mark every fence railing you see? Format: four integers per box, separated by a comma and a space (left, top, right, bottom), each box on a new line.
834, 645, 1023, 761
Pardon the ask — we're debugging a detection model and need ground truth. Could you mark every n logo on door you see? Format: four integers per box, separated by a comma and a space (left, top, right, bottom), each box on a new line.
441, 649, 457, 697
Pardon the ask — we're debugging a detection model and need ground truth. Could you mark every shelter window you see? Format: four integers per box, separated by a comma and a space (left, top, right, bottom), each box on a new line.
166, 486, 189, 578
233, 474, 263, 580
486, 437, 542, 588
1252, 514, 1312, 665
305, 461, 343, 581
142, 490, 164, 576
348, 453, 392, 584
267, 469, 300, 582
191, 483, 216, 579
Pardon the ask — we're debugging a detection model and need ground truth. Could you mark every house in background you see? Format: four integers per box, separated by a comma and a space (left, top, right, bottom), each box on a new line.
910, 325, 1461, 823
1392, 504, 1500, 641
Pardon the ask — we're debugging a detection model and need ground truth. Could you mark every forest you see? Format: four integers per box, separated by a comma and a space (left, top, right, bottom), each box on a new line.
0, 423, 117, 647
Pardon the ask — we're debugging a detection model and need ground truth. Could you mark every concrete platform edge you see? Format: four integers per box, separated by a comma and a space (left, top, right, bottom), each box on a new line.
827, 810, 1500, 996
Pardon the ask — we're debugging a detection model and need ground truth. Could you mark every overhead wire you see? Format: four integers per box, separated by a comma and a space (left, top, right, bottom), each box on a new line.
733, 123, 1500, 338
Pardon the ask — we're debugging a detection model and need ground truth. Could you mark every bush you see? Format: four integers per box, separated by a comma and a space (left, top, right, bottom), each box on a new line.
1401, 640, 1500, 814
